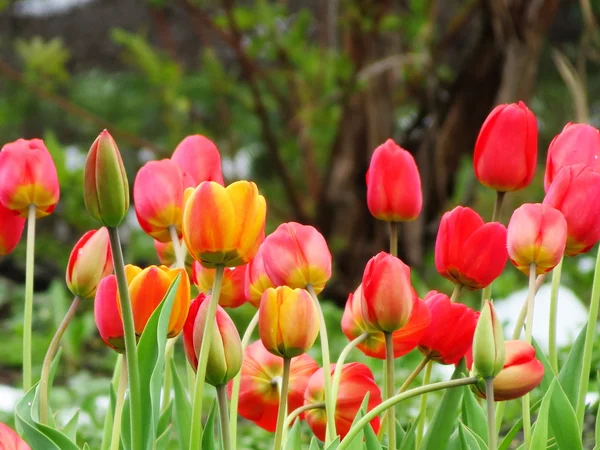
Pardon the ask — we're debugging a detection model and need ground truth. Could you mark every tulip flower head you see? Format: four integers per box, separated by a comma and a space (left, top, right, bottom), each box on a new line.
0, 202, 25, 256
193, 262, 248, 308
183, 180, 266, 268
507, 203, 567, 275
0, 422, 31, 450
171, 135, 224, 186
471, 300, 505, 379
245, 245, 275, 307
474, 101, 537, 192
94, 275, 125, 352
228, 340, 318, 432
435, 206, 508, 289
366, 139, 422, 222
0, 138, 59, 218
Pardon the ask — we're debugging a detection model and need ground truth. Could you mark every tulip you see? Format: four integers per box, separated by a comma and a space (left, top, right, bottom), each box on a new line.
193, 262, 248, 308
245, 246, 275, 307
0, 203, 25, 256
544, 123, 600, 190
342, 284, 431, 359
154, 239, 194, 274
472, 300, 505, 379
261, 222, 331, 294
121, 265, 190, 337
543, 164, 600, 256
94, 275, 125, 352
0, 422, 30, 450
366, 139, 422, 222
472, 340, 544, 401
304, 363, 382, 441
507, 203, 567, 275
259, 286, 319, 359
0, 138, 59, 218
183, 180, 266, 268
435, 206, 508, 289
473, 101, 537, 192
171, 135, 224, 186
228, 340, 318, 432
418, 291, 479, 365
66, 228, 113, 299
83, 130, 130, 227
134, 159, 186, 242
360, 252, 416, 332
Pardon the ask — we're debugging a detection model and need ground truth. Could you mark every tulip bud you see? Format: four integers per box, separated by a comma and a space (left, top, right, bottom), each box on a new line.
193, 262, 248, 308
227, 340, 318, 432
0, 203, 25, 256
94, 275, 125, 352
472, 340, 544, 401
366, 139, 422, 222
245, 246, 275, 307
474, 101, 537, 192
507, 203, 567, 275
261, 222, 332, 294
0, 422, 31, 450
171, 135, 224, 186
83, 130, 130, 227
0, 138, 60, 218
472, 300, 505, 379
360, 252, 415, 333
66, 228, 113, 299
435, 206, 508, 289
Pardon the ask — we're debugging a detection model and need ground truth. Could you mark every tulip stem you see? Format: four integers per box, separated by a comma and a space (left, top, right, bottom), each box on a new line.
189, 265, 225, 450
384, 332, 396, 450
492, 191, 505, 223
283, 402, 325, 431
450, 284, 463, 303
39, 295, 81, 424
485, 377, 497, 450
521, 263, 537, 450
416, 360, 433, 449
332, 333, 368, 410
338, 376, 479, 450
399, 355, 430, 394
272, 358, 291, 450
110, 355, 128, 450
389, 221, 398, 257
23, 204, 36, 392
306, 284, 337, 443
169, 225, 185, 269
108, 227, 143, 450
100, 355, 122, 450
548, 257, 563, 374
216, 385, 232, 450
576, 244, 600, 430
162, 338, 176, 411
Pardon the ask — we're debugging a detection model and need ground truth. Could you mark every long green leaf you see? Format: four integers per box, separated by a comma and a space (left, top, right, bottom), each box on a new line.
458, 421, 486, 450
171, 357, 191, 449
498, 398, 543, 450
286, 420, 303, 450
121, 396, 131, 450
461, 387, 487, 442
530, 381, 556, 450
310, 436, 323, 450
399, 418, 418, 450
61, 409, 80, 441
201, 400, 217, 450
557, 324, 587, 407
594, 378, 599, 450
345, 394, 369, 450
548, 379, 582, 450
364, 418, 383, 450
157, 401, 173, 438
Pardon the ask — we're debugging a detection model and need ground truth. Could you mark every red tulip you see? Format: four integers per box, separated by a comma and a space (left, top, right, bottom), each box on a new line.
543, 164, 600, 256
507, 203, 566, 274
342, 284, 431, 359
418, 291, 479, 365
0, 202, 25, 256
193, 262, 248, 308
544, 123, 600, 190
304, 363, 382, 441
227, 340, 318, 432
94, 275, 125, 352
366, 139, 422, 222
245, 246, 275, 307
171, 135, 224, 186
0, 422, 30, 450
474, 102, 537, 192
0, 138, 59, 218
435, 206, 508, 289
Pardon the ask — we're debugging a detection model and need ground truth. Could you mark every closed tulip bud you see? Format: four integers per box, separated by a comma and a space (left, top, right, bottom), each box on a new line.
245, 246, 275, 307
418, 291, 479, 365
183, 181, 266, 268
227, 340, 318, 432
94, 275, 125, 352
122, 265, 190, 337
84, 130, 130, 227
474, 102, 537, 192
66, 228, 113, 299
545, 123, 600, 190
193, 262, 248, 308
171, 135, 224, 186
507, 203, 567, 275
435, 206, 508, 289
543, 164, 600, 256
0, 203, 25, 256
304, 363, 382, 441
342, 284, 431, 359
153, 239, 194, 274
472, 300, 505, 379
261, 222, 332, 294
0, 138, 59, 218
472, 340, 544, 401
366, 139, 422, 222
134, 159, 186, 242
360, 252, 415, 333
0, 422, 31, 450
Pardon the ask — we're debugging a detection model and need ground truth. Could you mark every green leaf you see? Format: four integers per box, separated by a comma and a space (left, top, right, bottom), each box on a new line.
171, 358, 191, 449
557, 324, 587, 406
325, 437, 340, 449
201, 399, 218, 450
530, 381, 556, 450
364, 418, 383, 450
398, 417, 419, 450
61, 409, 79, 441
498, 398, 543, 450
286, 420, 303, 450
458, 422, 487, 450
310, 436, 322, 450
157, 401, 173, 438
548, 379, 582, 450
83, 443, 91, 450
121, 397, 131, 450
594, 376, 599, 450
345, 393, 370, 450
156, 424, 172, 448
461, 387, 488, 442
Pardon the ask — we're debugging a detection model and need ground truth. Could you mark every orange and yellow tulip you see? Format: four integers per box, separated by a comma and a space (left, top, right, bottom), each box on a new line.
193, 262, 248, 308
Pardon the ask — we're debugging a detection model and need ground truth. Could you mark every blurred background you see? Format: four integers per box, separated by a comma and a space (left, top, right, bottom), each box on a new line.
0, 0, 599, 447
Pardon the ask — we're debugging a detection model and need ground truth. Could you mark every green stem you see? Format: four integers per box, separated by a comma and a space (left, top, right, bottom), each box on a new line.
481, 192, 506, 306
495, 402, 505, 435
110, 356, 128, 450
283, 402, 325, 431
272, 358, 291, 450
229, 310, 259, 450
187, 360, 196, 397
399, 356, 430, 394
450, 284, 463, 303
189, 265, 225, 450
576, 245, 600, 429
306, 284, 337, 443
39, 296, 81, 424
548, 257, 564, 375
331, 333, 368, 406
416, 360, 433, 449
389, 222, 398, 257
486, 378, 497, 450
23, 203, 36, 392
521, 263, 537, 450
169, 225, 185, 269
385, 333, 396, 450
108, 227, 143, 450
338, 376, 479, 450
216, 385, 232, 450
100, 355, 122, 450
162, 338, 176, 411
